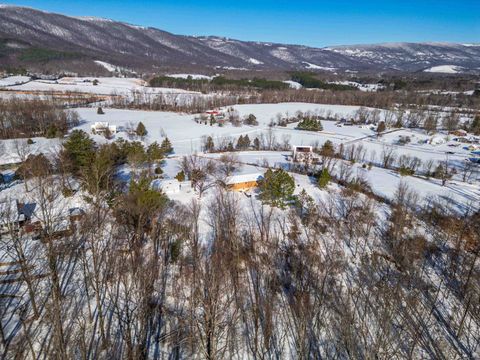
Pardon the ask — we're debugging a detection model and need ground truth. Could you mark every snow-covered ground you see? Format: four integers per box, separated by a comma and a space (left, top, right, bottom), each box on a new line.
302, 62, 336, 71
94, 60, 133, 74
165, 73, 215, 80
0, 137, 62, 166
331, 80, 385, 92
0, 75, 31, 87
424, 65, 464, 74
4, 76, 201, 96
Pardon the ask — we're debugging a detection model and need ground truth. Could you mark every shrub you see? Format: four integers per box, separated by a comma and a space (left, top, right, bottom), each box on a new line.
244, 114, 259, 126
97, 107, 105, 114
62, 187, 74, 197
136, 122, 148, 137
399, 166, 415, 176
175, 170, 185, 182
27, 138, 34, 145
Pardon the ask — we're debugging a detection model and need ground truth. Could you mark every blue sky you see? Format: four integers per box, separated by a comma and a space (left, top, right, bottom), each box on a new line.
2, 0, 479, 47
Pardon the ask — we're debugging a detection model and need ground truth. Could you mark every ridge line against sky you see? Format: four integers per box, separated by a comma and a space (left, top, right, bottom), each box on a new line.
0, 0, 479, 47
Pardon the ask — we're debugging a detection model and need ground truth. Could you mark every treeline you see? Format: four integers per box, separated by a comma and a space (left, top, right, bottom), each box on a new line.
109, 87, 480, 115
149, 75, 289, 92
0, 97, 80, 139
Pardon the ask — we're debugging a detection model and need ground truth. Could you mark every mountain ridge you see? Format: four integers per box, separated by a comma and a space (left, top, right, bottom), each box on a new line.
0, 4, 479, 75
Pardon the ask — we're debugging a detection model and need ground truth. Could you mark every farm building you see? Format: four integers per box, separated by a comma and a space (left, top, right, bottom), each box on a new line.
152, 179, 181, 195
225, 173, 263, 191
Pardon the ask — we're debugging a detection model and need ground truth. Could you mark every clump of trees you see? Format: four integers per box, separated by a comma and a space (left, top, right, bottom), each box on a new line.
0, 97, 80, 139
297, 117, 323, 131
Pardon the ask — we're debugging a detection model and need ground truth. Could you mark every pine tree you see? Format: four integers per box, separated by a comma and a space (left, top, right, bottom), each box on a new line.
258, 168, 295, 208
63, 130, 95, 173
318, 168, 331, 188
236, 135, 244, 150
161, 137, 173, 154
147, 142, 163, 160
243, 134, 251, 148
136, 122, 148, 137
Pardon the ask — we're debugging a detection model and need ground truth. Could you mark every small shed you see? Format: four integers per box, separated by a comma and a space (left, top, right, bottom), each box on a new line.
225, 173, 263, 191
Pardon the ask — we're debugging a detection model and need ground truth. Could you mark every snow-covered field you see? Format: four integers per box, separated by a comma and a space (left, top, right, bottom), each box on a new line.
165, 73, 215, 80
0, 75, 31, 86
1, 76, 201, 96
424, 65, 464, 74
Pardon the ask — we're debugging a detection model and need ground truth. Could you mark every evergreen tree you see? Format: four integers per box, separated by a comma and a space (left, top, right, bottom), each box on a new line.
136, 122, 148, 137
147, 142, 163, 161
126, 141, 147, 166
236, 135, 244, 150
63, 130, 95, 173
243, 134, 251, 148
318, 168, 331, 188
253, 137, 261, 150
258, 168, 295, 208
97, 107, 105, 115
161, 137, 173, 154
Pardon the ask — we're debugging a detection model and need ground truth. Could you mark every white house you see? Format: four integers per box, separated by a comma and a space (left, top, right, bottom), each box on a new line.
152, 179, 181, 195
91, 122, 117, 135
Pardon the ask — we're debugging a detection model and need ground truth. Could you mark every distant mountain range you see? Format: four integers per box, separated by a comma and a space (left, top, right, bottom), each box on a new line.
1, 4, 479, 75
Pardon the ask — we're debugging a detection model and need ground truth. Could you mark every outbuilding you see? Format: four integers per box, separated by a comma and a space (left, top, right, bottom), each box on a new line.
225, 173, 263, 191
